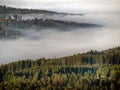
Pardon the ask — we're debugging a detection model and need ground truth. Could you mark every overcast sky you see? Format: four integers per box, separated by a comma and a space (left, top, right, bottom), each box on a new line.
0, 0, 120, 13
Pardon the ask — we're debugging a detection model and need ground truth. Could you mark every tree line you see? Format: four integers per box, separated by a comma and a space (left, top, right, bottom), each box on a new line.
1, 17, 100, 31
0, 5, 57, 14
0, 47, 120, 90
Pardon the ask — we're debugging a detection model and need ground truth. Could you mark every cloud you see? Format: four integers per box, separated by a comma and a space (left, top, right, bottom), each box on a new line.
0, 0, 120, 13
15, 0, 120, 4
0, 27, 120, 64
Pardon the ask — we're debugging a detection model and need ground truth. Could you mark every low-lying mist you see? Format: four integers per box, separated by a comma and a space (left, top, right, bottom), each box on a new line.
0, 13, 120, 64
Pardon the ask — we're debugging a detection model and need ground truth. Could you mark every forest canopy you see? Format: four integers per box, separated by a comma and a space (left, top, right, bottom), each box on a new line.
0, 47, 120, 90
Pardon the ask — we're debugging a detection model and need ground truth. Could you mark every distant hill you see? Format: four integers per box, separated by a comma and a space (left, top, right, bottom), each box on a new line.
1, 18, 101, 30
0, 5, 58, 14
0, 18, 101, 39
0, 7, 101, 39
0, 5, 84, 15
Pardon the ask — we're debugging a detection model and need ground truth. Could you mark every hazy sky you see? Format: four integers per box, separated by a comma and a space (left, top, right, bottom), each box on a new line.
1, 0, 120, 4
0, 0, 120, 13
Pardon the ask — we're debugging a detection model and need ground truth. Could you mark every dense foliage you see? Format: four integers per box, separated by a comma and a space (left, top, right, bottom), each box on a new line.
0, 47, 120, 90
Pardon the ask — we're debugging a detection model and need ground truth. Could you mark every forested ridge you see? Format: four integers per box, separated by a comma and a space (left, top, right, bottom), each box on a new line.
0, 5, 58, 14
0, 5, 83, 15
1, 18, 100, 30
0, 17, 101, 39
0, 47, 120, 90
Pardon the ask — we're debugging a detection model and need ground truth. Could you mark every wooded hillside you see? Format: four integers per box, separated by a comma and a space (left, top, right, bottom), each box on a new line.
0, 47, 120, 90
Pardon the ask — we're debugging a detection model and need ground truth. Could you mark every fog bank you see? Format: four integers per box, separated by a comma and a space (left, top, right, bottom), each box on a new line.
0, 13, 120, 64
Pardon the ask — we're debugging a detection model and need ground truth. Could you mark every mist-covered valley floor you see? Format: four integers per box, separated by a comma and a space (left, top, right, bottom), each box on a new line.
0, 8, 120, 64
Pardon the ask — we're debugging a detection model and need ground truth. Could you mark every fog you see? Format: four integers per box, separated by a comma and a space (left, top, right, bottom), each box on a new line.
1, 1, 120, 13
15, 12, 120, 27
0, 13, 120, 64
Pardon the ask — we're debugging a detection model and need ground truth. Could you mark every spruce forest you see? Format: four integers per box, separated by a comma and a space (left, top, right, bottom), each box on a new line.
0, 47, 120, 90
